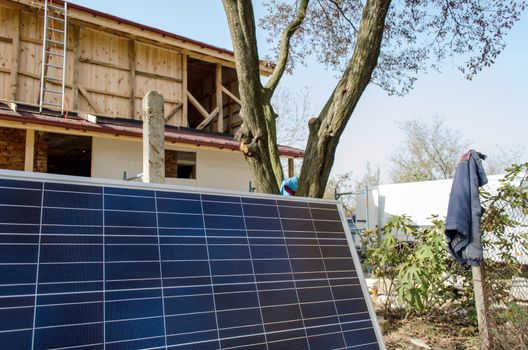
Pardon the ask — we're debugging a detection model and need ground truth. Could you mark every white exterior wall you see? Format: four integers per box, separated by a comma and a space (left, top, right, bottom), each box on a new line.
91, 137, 253, 192
357, 175, 504, 230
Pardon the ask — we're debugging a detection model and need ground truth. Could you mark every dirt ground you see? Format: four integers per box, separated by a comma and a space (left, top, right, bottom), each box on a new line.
381, 316, 479, 350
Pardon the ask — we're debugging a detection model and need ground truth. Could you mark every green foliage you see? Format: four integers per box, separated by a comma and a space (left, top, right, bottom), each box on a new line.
363, 215, 471, 316
362, 163, 528, 321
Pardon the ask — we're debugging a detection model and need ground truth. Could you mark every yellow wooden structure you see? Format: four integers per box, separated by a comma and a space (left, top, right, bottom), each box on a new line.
0, 0, 273, 134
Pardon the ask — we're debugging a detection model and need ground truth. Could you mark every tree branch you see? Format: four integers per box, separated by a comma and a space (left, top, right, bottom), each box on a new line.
328, 0, 359, 33
263, 0, 309, 96
222, 0, 282, 193
297, 0, 392, 197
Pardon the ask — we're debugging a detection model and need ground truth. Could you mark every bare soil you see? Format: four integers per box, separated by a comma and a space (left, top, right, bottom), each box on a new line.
381, 315, 479, 350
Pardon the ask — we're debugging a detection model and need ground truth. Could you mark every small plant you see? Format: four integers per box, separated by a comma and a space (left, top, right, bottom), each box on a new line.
363, 215, 472, 317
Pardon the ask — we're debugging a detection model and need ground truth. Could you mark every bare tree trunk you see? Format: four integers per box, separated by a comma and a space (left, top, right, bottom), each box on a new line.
222, 0, 282, 194
297, 0, 391, 198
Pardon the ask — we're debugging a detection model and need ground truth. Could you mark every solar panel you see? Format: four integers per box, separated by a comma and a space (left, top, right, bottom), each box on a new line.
0, 170, 385, 350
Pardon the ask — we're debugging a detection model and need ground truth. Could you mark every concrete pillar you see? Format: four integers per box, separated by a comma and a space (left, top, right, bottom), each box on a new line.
472, 264, 492, 349
142, 91, 165, 184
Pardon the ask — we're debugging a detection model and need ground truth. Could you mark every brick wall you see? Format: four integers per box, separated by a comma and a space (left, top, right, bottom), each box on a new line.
34, 131, 48, 173
0, 126, 26, 170
165, 150, 178, 178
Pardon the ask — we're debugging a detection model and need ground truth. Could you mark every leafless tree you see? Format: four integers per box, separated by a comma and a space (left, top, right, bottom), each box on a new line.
485, 143, 527, 175
273, 86, 311, 149
390, 117, 469, 182
221, 0, 525, 196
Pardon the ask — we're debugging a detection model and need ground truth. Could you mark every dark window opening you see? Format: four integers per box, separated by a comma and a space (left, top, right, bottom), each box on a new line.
187, 59, 216, 129
166, 150, 196, 179
47, 133, 92, 177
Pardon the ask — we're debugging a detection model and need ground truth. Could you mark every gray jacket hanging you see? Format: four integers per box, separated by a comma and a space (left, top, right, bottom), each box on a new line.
445, 150, 488, 266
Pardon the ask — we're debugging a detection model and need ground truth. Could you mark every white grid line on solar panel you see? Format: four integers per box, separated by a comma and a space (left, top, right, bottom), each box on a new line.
0, 311, 372, 337
0, 273, 359, 291
0, 204, 41, 208
0, 238, 350, 245
101, 187, 106, 350
0, 281, 362, 302
0, 201, 336, 215
104, 334, 165, 346
0, 231, 348, 238
172, 323, 375, 349
0, 257, 354, 266
347, 342, 379, 349
48, 342, 104, 350
307, 202, 349, 347
0, 226, 346, 236
173, 323, 375, 346
0, 279, 359, 298
239, 197, 270, 350
1, 329, 376, 350
199, 193, 222, 349
0, 243, 351, 248
46, 339, 377, 350
30, 205, 343, 223
0, 234, 346, 242
3, 185, 335, 209
274, 198, 312, 350
0, 185, 337, 211
30, 182, 44, 350
153, 189, 169, 349
22, 317, 374, 344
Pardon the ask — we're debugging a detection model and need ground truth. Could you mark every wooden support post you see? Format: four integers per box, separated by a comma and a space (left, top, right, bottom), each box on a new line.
216, 64, 223, 132
129, 39, 136, 119
227, 83, 233, 133
142, 91, 165, 184
9, 10, 21, 101
182, 54, 188, 127
24, 129, 35, 172
472, 264, 492, 350
288, 158, 295, 178
72, 25, 80, 110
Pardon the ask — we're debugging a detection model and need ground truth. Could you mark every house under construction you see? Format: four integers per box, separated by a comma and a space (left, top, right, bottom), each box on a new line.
0, 0, 303, 191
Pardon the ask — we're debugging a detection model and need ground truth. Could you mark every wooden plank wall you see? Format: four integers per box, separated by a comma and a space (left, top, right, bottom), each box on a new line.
0, 3, 241, 131
0, 6, 17, 99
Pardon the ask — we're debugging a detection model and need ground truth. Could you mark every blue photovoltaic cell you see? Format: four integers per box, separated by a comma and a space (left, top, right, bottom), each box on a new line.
0, 175, 383, 350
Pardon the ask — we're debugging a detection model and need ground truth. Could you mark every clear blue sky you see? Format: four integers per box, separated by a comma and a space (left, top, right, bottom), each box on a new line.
72, 0, 528, 182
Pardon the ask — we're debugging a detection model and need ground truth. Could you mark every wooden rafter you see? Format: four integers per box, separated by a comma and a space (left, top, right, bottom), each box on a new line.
221, 85, 241, 105
196, 107, 219, 130
186, 90, 210, 120
78, 86, 102, 114
165, 102, 183, 123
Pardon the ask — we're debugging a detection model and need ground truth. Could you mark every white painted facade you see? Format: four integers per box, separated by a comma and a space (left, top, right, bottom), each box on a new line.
355, 175, 528, 265
91, 137, 253, 192
356, 175, 504, 231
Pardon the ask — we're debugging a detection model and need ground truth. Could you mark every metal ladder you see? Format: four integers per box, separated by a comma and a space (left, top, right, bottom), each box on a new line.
38, 0, 68, 113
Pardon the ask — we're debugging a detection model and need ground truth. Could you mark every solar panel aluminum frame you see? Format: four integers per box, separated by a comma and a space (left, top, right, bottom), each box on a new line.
336, 204, 386, 350
0, 168, 386, 350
